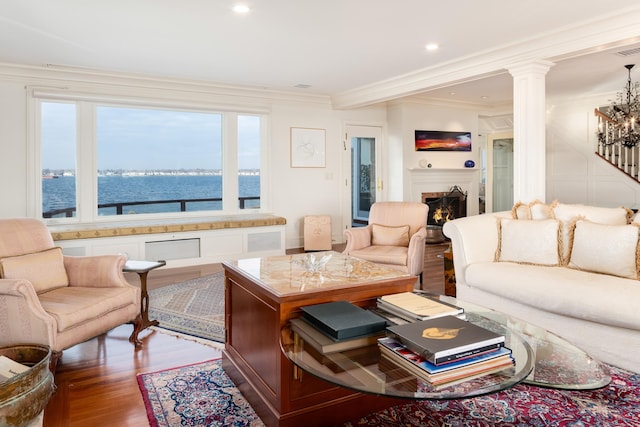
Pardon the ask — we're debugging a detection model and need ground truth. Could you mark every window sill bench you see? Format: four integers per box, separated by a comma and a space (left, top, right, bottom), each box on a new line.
49, 214, 286, 241
49, 214, 287, 267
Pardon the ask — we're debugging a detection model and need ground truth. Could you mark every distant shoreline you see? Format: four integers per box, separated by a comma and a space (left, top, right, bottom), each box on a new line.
42, 173, 261, 214
42, 169, 260, 177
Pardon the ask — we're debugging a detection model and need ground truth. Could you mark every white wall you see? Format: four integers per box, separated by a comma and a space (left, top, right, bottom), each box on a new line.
0, 81, 29, 218
270, 101, 387, 248
546, 93, 640, 209
387, 101, 481, 215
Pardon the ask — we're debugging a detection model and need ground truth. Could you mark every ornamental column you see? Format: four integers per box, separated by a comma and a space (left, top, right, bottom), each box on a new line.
508, 60, 554, 203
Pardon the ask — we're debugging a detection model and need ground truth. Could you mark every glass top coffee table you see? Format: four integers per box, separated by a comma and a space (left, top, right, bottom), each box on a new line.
442, 294, 611, 391
282, 292, 610, 400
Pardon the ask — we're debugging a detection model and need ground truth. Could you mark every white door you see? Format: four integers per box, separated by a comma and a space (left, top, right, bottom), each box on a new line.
343, 125, 383, 229
485, 132, 514, 213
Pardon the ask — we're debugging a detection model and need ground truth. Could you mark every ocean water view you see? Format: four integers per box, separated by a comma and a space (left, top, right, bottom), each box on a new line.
42, 174, 260, 217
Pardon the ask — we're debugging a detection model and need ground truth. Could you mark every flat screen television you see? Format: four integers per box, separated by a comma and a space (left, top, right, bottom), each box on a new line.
415, 130, 472, 151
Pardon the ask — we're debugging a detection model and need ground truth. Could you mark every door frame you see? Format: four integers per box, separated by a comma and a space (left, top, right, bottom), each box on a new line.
341, 124, 385, 236
485, 131, 514, 213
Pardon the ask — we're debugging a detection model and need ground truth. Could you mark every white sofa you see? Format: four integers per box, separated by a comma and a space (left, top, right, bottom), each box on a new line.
442, 202, 640, 373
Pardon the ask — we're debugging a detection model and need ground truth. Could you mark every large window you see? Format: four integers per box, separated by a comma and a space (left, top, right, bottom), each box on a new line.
238, 115, 261, 209
96, 106, 223, 215
41, 102, 77, 218
37, 97, 264, 221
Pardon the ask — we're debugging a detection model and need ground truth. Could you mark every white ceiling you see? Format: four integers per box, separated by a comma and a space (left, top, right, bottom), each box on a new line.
2, 1, 640, 108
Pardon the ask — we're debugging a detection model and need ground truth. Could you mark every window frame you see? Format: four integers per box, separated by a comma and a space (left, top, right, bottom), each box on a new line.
28, 89, 269, 225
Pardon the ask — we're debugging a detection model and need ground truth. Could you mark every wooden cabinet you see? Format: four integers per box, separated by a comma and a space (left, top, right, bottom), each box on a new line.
222, 253, 415, 427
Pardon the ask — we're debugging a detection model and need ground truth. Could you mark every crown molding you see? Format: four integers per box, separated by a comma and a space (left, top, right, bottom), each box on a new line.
332, 7, 640, 110
0, 62, 333, 108
392, 93, 513, 113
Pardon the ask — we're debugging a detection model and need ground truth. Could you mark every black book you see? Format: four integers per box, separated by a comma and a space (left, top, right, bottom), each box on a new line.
386, 315, 505, 365
300, 301, 387, 341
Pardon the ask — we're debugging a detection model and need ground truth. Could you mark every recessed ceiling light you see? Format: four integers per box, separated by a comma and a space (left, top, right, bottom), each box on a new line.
233, 4, 251, 14
425, 43, 439, 51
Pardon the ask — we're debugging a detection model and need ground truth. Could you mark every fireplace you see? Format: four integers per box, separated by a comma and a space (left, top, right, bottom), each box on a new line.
421, 186, 467, 243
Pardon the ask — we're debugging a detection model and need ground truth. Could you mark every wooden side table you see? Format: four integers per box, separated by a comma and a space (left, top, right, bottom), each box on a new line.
443, 245, 456, 296
123, 260, 166, 330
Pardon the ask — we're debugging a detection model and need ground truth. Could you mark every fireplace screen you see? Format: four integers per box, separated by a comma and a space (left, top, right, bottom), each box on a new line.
422, 186, 467, 226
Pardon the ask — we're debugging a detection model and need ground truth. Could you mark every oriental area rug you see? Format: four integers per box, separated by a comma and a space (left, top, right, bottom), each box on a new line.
138, 359, 640, 427
148, 272, 225, 342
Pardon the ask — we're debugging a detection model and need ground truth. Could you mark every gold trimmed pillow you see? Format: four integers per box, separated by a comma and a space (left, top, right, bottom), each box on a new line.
568, 220, 640, 279
511, 200, 554, 220
529, 200, 554, 220
552, 202, 632, 224
553, 202, 633, 263
495, 218, 562, 266
511, 201, 531, 219
0, 247, 69, 294
371, 224, 410, 246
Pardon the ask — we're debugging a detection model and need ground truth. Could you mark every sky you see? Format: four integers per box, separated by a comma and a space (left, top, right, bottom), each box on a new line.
41, 102, 261, 171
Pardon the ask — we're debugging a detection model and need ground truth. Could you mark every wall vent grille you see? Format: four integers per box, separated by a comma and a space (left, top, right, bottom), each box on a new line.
615, 47, 640, 57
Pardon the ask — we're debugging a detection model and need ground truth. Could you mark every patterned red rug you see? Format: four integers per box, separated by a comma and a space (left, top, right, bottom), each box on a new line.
138, 359, 640, 426
137, 359, 264, 427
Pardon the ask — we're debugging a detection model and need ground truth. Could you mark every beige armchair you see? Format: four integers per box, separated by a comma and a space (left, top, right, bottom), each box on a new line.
0, 218, 142, 367
343, 202, 429, 283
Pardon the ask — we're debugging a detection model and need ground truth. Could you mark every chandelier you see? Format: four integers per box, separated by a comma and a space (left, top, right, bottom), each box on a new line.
597, 64, 640, 148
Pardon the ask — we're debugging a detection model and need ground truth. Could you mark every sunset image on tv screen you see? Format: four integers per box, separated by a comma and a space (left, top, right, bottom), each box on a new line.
415, 130, 472, 151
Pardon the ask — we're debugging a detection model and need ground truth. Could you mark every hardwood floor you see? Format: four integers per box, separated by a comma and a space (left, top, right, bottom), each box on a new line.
43, 243, 451, 426
43, 327, 222, 427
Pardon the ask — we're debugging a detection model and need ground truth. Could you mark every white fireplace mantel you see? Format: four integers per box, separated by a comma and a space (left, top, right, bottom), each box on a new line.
408, 167, 480, 217
407, 168, 478, 172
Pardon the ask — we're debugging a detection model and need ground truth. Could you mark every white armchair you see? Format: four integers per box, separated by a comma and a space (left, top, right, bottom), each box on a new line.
343, 202, 428, 283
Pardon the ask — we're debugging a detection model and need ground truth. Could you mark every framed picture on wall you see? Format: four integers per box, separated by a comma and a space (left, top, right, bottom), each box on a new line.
415, 130, 472, 151
291, 127, 326, 168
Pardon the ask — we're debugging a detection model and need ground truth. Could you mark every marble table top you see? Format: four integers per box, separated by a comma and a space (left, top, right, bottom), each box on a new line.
224, 251, 412, 296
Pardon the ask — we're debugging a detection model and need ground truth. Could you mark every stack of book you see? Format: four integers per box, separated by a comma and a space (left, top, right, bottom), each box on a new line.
378, 314, 514, 387
378, 337, 513, 388
293, 300, 388, 354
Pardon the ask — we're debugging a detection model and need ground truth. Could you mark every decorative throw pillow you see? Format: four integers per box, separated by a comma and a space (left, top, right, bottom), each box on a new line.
511, 201, 531, 219
511, 200, 553, 220
529, 200, 554, 220
0, 247, 69, 294
495, 218, 562, 266
552, 202, 632, 225
371, 224, 410, 247
553, 202, 633, 263
568, 220, 640, 279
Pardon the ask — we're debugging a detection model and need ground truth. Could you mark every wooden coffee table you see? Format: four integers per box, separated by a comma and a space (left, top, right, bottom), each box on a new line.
222, 251, 418, 427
